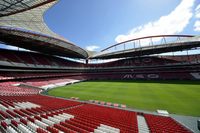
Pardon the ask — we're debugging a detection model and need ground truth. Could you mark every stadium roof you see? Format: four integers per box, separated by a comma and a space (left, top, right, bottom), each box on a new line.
91, 35, 200, 59
0, 0, 56, 17
0, 0, 88, 58
1, 1, 199, 60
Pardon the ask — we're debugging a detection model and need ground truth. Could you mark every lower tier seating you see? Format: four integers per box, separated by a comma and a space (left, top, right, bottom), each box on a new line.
20, 76, 86, 88
144, 114, 191, 133
0, 93, 192, 133
0, 82, 40, 96
0, 76, 87, 95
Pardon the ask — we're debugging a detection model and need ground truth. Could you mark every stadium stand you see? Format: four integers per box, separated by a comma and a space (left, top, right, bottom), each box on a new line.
0, 94, 193, 133
0, 72, 85, 81
89, 56, 180, 68
0, 49, 85, 68
20, 76, 87, 90
0, 48, 197, 133
0, 82, 40, 96
0, 0, 198, 132
144, 114, 192, 133
1, 48, 199, 69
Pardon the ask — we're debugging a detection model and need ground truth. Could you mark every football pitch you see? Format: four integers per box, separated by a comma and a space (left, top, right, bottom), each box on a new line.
48, 80, 200, 116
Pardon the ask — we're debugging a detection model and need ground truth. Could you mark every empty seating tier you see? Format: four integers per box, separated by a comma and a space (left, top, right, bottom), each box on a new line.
0, 78, 193, 133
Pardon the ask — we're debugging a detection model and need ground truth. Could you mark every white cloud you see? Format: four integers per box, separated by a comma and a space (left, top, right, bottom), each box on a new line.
5, 45, 19, 50
194, 4, 200, 31
195, 4, 200, 18
5, 46, 18, 50
194, 20, 200, 31
86, 45, 100, 51
5, 45, 30, 51
115, 0, 195, 44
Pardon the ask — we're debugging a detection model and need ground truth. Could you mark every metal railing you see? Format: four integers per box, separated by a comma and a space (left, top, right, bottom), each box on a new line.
101, 35, 194, 54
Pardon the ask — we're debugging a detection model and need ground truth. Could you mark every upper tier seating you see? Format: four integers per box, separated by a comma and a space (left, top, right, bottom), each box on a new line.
163, 54, 200, 63
89, 56, 180, 68
1, 48, 198, 69
0, 49, 85, 68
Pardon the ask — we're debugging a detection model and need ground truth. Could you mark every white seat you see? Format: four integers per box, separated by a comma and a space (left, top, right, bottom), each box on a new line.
41, 118, 55, 125
48, 116, 61, 123
98, 126, 117, 133
18, 124, 32, 133
27, 121, 39, 131
100, 124, 120, 132
53, 115, 65, 120
94, 129, 106, 133
35, 119, 48, 129
7, 126, 18, 133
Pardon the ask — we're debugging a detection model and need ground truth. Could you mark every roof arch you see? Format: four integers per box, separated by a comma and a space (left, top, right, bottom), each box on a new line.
0, 0, 88, 58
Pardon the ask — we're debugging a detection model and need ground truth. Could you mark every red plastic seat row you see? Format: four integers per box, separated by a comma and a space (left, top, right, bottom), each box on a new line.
54, 124, 77, 133
144, 114, 192, 133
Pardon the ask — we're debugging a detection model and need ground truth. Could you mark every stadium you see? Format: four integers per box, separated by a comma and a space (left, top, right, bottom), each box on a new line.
0, 0, 200, 133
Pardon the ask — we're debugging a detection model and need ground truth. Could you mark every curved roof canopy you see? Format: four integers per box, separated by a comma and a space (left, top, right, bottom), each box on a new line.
0, 0, 56, 17
91, 35, 199, 59
0, 0, 88, 58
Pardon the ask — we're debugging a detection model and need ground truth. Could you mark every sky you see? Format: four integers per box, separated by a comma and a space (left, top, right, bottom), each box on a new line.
43, 0, 200, 51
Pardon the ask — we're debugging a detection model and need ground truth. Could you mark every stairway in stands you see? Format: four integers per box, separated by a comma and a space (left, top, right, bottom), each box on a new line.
137, 115, 150, 133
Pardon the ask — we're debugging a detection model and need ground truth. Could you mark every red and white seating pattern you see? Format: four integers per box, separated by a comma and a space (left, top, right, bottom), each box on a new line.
0, 49, 85, 67
88, 56, 180, 68
0, 76, 87, 94
20, 76, 86, 88
1, 48, 198, 70
0, 73, 85, 81
0, 82, 40, 96
0, 94, 193, 133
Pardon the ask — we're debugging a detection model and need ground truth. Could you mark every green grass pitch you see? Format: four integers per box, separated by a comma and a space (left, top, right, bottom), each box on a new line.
48, 80, 200, 116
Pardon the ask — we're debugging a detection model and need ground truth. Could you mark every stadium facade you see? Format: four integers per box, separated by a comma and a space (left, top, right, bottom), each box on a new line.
0, 0, 199, 133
